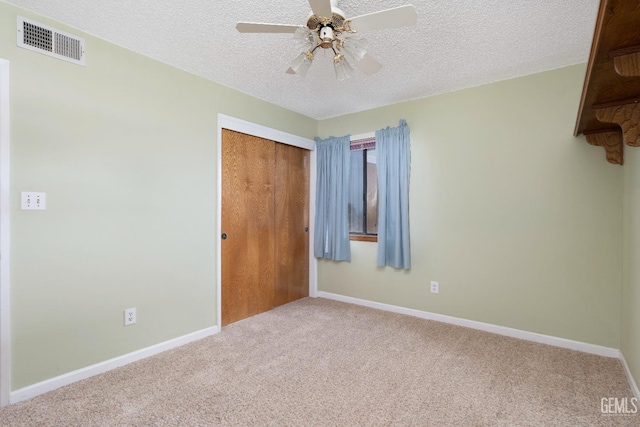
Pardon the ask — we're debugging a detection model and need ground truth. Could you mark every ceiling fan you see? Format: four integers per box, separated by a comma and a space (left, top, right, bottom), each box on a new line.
236, 0, 418, 80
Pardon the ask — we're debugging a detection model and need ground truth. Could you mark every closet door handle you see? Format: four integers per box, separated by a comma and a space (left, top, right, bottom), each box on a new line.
304, 227, 309, 232
221, 233, 228, 240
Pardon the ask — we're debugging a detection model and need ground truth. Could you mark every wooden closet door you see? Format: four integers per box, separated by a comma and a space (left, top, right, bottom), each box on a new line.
221, 129, 276, 326
274, 144, 310, 307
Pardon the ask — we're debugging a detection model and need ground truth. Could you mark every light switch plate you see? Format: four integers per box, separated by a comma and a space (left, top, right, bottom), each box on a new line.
21, 192, 46, 210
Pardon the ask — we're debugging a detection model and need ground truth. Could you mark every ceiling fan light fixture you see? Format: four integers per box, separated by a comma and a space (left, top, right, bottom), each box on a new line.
291, 51, 314, 78
334, 54, 354, 81
340, 35, 368, 63
293, 27, 317, 52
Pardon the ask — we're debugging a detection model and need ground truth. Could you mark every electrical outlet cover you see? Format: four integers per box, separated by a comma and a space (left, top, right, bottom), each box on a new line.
124, 308, 136, 326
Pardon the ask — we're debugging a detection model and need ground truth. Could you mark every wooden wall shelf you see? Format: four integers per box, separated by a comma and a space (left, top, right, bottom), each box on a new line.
574, 0, 640, 165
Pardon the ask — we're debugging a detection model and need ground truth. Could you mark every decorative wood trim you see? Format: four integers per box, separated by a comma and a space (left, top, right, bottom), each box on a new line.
350, 234, 377, 242
585, 130, 624, 165
594, 101, 640, 147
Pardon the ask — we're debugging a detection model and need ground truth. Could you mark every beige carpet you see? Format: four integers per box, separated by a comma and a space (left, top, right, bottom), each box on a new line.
0, 298, 637, 426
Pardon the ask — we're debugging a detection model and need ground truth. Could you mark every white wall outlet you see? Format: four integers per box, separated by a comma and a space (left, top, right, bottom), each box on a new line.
124, 308, 136, 326
21, 192, 46, 210
430, 281, 439, 294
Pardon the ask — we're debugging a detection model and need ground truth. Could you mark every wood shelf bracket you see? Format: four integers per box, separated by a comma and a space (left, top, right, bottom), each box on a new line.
585, 130, 624, 165
611, 47, 640, 77
594, 101, 640, 147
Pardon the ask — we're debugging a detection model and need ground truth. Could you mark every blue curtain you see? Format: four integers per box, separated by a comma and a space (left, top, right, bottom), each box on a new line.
314, 135, 351, 261
375, 120, 411, 269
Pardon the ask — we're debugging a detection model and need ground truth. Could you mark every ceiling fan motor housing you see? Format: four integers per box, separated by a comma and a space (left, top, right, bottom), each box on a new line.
319, 26, 335, 48
307, 2, 346, 50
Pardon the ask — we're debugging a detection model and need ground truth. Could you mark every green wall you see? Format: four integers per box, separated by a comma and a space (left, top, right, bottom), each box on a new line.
317, 64, 624, 349
623, 145, 640, 391
0, 2, 316, 389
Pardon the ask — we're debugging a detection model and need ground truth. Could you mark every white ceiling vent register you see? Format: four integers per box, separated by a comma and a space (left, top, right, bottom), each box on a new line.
17, 16, 85, 66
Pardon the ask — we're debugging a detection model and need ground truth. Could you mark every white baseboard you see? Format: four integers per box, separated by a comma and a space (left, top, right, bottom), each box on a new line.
620, 351, 640, 399
10, 325, 220, 404
318, 291, 620, 358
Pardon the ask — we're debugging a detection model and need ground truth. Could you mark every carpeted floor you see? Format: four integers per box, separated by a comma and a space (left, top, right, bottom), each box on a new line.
0, 297, 637, 426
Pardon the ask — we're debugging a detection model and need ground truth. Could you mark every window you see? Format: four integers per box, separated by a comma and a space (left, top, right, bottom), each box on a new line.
349, 136, 378, 242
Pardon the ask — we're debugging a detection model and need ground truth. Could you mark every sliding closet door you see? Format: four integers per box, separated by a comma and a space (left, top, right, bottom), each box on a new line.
221, 129, 276, 326
274, 144, 310, 307
221, 129, 310, 326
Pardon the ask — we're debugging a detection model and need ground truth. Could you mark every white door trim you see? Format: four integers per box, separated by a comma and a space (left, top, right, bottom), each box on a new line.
216, 114, 317, 329
0, 58, 11, 407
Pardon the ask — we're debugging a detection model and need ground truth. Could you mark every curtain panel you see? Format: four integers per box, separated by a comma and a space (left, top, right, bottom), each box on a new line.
314, 135, 351, 261
376, 120, 411, 269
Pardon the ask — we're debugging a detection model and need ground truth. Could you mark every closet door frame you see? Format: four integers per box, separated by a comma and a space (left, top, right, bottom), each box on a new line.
216, 114, 317, 329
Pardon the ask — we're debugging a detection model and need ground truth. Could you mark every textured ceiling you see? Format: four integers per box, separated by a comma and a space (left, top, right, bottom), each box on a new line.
5, 0, 599, 120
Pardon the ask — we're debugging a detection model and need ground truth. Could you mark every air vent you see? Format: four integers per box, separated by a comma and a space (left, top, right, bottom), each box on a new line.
17, 16, 85, 66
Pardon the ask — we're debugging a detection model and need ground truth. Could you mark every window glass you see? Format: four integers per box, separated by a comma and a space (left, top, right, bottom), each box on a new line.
349, 150, 364, 233
349, 149, 377, 236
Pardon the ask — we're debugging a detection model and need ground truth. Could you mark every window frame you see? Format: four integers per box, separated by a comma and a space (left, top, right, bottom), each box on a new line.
349, 132, 378, 242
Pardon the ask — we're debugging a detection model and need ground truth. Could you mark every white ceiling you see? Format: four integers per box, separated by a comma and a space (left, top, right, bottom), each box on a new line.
6, 0, 599, 120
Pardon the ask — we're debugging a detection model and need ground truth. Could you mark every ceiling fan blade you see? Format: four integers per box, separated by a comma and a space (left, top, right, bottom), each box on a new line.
236, 22, 301, 33
308, 0, 333, 17
347, 5, 418, 32
355, 54, 383, 76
